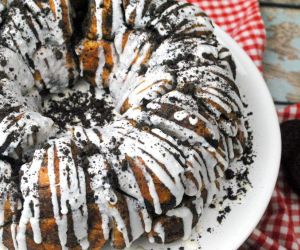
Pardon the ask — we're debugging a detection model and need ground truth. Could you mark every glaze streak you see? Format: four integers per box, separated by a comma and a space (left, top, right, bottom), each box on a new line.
0, 0, 247, 249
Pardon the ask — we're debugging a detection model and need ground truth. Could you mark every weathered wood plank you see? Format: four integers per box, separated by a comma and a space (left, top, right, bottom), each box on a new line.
260, 0, 300, 5
261, 6, 300, 104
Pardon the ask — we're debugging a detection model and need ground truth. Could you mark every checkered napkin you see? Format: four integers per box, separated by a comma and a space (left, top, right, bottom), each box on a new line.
243, 104, 300, 250
188, 0, 266, 72
186, 0, 300, 249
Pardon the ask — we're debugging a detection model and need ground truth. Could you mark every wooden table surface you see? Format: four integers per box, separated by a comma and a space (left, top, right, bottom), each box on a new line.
260, 0, 300, 106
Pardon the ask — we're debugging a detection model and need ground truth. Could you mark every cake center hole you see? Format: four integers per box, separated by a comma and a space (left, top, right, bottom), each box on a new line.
41, 79, 117, 130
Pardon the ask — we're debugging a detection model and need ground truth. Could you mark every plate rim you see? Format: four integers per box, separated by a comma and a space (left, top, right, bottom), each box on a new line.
214, 26, 282, 250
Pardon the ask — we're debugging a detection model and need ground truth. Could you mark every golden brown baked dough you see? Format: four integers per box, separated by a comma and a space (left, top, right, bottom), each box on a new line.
0, 0, 247, 249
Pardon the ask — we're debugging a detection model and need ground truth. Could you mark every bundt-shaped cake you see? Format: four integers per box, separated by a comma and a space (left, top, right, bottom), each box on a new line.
0, 0, 247, 249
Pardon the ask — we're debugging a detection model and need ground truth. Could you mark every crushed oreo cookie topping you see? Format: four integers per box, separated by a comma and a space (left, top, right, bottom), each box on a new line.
0, 0, 251, 249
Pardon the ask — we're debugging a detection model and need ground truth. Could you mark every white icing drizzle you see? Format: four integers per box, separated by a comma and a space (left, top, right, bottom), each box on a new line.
46, 145, 68, 250
0, 47, 35, 95
0, 110, 57, 160
189, 116, 199, 126
134, 0, 145, 27
166, 207, 193, 241
87, 153, 135, 246
136, 157, 162, 215
148, 113, 213, 147
109, 30, 154, 111
0, 0, 77, 160
10, 223, 17, 250
125, 66, 174, 109
56, 138, 89, 249
126, 198, 144, 241
17, 151, 43, 249
192, 197, 204, 216
153, 222, 165, 243
95, 46, 106, 88
51, 0, 62, 20
111, 206, 131, 246
174, 110, 189, 121
0, 0, 248, 248
33, 45, 71, 93
87, 149, 154, 237
158, 90, 198, 111
93, 0, 124, 40
111, 0, 124, 35
117, 128, 185, 206
94, 0, 103, 39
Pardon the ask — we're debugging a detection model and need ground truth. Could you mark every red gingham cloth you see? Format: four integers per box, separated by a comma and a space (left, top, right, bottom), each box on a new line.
243, 104, 300, 250
185, 0, 300, 249
188, 0, 266, 72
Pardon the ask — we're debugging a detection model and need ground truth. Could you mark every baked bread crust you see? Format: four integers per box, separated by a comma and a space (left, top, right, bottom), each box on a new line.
0, 0, 247, 249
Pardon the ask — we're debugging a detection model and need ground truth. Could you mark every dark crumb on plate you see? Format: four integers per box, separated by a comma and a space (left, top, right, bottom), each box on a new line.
223, 187, 237, 201
209, 203, 216, 209
236, 169, 252, 188
239, 120, 256, 165
215, 116, 254, 224
217, 206, 231, 224
225, 169, 235, 180
222, 168, 251, 203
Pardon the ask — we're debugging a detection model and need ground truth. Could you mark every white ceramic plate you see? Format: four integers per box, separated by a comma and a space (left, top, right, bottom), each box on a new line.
194, 26, 281, 250
125, 27, 282, 250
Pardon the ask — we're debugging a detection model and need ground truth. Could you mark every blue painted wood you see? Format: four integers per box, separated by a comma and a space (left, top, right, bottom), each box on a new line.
261, 5, 300, 104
